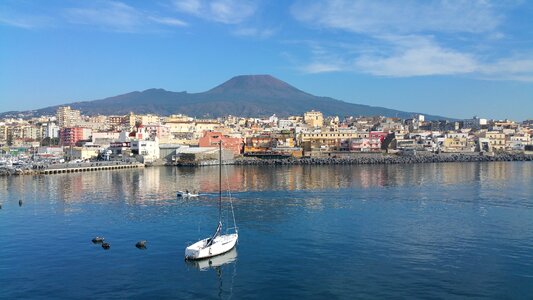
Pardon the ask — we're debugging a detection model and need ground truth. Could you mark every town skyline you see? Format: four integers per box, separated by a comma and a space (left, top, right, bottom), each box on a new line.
1, 1, 533, 121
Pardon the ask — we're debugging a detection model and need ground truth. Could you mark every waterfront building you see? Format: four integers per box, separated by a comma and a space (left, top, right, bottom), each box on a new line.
304, 110, 324, 128
300, 130, 368, 152
91, 132, 121, 147
66, 146, 100, 161
369, 131, 389, 142
479, 131, 506, 152
198, 131, 243, 156
344, 138, 382, 152
131, 139, 160, 163
442, 134, 473, 153
59, 127, 92, 146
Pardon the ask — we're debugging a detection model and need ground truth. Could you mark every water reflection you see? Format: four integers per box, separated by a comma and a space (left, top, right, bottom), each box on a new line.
185, 249, 238, 300
1, 162, 532, 207
185, 248, 238, 271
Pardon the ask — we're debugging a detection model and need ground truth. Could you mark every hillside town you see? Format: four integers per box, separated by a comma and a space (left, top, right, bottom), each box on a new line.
1, 106, 533, 172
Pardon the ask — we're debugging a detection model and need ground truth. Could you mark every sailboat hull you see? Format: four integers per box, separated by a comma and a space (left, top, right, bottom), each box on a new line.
185, 233, 238, 260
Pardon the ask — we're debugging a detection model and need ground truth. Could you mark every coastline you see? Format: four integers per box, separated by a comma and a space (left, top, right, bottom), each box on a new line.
2, 153, 532, 176
182, 152, 533, 166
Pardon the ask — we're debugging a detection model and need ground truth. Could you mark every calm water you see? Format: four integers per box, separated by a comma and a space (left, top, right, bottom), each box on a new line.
1, 162, 533, 299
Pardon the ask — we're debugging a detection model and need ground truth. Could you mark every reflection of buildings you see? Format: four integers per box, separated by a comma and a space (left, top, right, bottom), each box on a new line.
5, 162, 529, 208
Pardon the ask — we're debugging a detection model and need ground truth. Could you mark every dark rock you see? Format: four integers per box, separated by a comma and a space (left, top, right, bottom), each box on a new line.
135, 240, 147, 249
92, 237, 105, 244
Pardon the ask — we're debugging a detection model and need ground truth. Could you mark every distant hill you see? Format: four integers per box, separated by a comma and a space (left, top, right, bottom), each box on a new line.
1, 75, 450, 120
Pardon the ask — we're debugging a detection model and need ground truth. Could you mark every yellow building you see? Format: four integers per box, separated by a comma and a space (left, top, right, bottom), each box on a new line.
0, 124, 7, 142
480, 131, 506, 151
68, 147, 100, 160
300, 130, 368, 151
304, 110, 324, 128
443, 137, 471, 152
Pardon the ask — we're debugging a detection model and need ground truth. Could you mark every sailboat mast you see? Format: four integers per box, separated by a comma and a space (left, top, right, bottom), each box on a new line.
219, 140, 222, 224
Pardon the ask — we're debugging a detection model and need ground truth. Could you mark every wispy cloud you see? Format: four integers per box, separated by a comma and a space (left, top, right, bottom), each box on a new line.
354, 35, 478, 77
172, 0, 257, 24
0, 10, 53, 29
65, 2, 142, 32
291, 0, 533, 82
233, 27, 276, 39
149, 16, 188, 27
478, 57, 533, 82
291, 0, 501, 34
63, 1, 187, 32
301, 36, 533, 82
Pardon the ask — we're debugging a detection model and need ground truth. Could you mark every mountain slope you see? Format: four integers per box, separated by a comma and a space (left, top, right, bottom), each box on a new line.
1, 75, 450, 120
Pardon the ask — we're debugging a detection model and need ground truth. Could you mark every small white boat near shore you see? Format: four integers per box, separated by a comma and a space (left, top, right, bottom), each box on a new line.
177, 191, 199, 198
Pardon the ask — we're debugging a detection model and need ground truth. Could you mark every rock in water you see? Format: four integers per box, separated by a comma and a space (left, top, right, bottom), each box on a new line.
135, 240, 147, 249
101, 242, 110, 250
92, 237, 105, 244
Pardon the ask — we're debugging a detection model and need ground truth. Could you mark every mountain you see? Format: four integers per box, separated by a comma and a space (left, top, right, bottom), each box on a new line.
1, 75, 450, 120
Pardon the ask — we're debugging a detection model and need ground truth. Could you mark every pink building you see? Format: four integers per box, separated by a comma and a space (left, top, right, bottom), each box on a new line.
348, 138, 381, 152
198, 131, 243, 156
59, 127, 91, 146
369, 131, 389, 143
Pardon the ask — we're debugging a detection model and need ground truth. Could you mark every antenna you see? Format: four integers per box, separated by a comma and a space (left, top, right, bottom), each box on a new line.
219, 140, 222, 224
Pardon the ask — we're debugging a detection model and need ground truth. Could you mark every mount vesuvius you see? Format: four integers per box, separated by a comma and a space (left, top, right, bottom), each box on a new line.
2, 75, 449, 120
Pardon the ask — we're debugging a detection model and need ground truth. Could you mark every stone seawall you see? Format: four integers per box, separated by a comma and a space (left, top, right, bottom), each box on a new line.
233, 153, 533, 166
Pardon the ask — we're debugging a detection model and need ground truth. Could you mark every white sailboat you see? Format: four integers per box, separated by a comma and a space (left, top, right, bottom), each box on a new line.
185, 142, 238, 260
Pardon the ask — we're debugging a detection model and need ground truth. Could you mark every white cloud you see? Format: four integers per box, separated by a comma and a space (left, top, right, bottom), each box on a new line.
291, 0, 501, 34
65, 2, 142, 32
173, 0, 202, 15
291, 0, 533, 82
303, 62, 344, 74
149, 16, 188, 27
300, 36, 533, 81
172, 0, 257, 24
355, 35, 478, 76
478, 57, 533, 82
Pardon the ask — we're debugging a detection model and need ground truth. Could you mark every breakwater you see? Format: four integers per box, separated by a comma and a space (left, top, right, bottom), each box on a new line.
233, 153, 533, 166
0, 162, 144, 176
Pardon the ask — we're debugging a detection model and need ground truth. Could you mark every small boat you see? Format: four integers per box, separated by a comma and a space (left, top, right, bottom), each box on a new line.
177, 191, 199, 198
185, 142, 238, 260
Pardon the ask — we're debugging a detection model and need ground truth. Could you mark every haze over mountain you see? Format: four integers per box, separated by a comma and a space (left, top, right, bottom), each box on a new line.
2, 75, 449, 120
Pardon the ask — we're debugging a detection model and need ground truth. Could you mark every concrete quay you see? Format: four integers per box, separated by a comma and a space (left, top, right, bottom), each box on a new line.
37, 162, 144, 175
1, 162, 144, 176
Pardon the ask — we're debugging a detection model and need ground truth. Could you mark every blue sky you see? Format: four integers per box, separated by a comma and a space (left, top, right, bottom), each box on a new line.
1, 0, 532, 120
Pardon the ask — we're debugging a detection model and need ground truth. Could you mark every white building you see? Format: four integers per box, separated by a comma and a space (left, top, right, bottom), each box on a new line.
44, 121, 60, 139
131, 139, 160, 163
